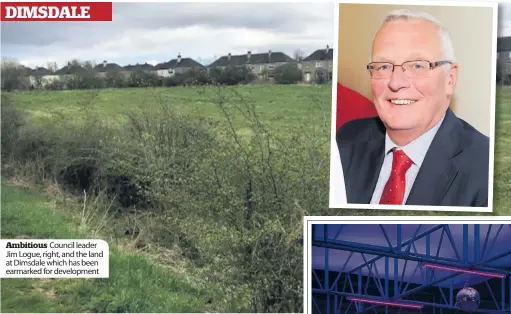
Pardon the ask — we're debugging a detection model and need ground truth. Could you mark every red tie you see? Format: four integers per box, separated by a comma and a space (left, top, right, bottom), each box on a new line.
379, 148, 413, 205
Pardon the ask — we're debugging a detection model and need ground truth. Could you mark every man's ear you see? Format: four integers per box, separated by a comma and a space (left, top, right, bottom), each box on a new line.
446, 62, 459, 97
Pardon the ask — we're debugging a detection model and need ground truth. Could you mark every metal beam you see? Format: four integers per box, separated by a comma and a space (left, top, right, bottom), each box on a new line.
358, 251, 511, 313
479, 249, 511, 265
311, 289, 506, 314
312, 224, 511, 314
348, 225, 444, 274
312, 239, 511, 275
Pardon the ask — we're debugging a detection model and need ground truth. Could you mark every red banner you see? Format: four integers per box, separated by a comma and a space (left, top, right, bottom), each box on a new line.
1, 2, 112, 21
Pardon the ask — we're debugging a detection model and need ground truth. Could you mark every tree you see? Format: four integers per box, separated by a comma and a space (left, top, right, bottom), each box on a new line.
183, 67, 210, 85
315, 68, 327, 84
1, 58, 30, 91
260, 66, 269, 79
104, 70, 127, 88
63, 59, 103, 89
209, 66, 255, 85
33, 75, 44, 90
83, 60, 94, 71
274, 63, 302, 84
128, 69, 161, 87
293, 49, 304, 62
47, 61, 58, 73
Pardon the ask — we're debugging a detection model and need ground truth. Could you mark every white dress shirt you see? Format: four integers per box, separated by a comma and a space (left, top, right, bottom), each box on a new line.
370, 114, 446, 205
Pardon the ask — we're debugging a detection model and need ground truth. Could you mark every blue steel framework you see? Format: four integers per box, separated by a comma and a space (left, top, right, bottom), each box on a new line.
311, 224, 511, 314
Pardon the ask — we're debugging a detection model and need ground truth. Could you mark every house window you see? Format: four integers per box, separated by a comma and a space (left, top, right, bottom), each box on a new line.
316, 62, 322, 68
508, 51, 511, 59
268, 65, 275, 69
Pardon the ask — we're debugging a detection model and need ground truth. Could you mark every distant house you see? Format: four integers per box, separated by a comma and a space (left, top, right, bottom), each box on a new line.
21, 65, 33, 76
20, 66, 33, 84
301, 45, 334, 83
94, 60, 123, 77
28, 67, 59, 86
122, 63, 154, 73
154, 54, 204, 77
497, 37, 511, 78
208, 50, 294, 78
55, 62, 88, 77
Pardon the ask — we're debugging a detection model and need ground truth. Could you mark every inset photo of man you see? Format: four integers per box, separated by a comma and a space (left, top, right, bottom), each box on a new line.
329, 1, 497, 212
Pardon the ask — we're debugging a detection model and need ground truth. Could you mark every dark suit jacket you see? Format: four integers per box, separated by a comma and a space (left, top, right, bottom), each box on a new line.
336, 108, 490, 207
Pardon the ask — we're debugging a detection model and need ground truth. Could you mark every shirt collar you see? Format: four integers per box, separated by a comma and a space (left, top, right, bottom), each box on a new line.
384, 113, 446, 167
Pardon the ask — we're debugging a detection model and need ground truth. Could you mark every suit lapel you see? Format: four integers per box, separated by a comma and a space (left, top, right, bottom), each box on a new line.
405, 109, 462, 206
346, 122, 386, 204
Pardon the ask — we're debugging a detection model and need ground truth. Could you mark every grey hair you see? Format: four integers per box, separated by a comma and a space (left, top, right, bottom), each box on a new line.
371, 9, 456, 63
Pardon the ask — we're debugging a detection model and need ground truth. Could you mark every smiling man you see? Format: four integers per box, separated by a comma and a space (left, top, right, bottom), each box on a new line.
336, 9, 490, 207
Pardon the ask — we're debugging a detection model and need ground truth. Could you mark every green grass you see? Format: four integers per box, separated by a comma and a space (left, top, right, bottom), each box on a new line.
7, 84, 511, 215
0, 180, 222, 313
8, 84, 511, 215
3, 83, 511, 312
491, 86, 511, 215
8, 85, 331, 137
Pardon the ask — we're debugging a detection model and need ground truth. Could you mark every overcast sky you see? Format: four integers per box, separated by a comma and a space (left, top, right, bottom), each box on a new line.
1, 2, 511, 69
0, 2, 334, 69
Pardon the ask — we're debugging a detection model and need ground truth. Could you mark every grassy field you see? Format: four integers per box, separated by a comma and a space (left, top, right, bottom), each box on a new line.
0, 179, 231, 313
2, 84, 329, 313
7, 84, 332, 140
8, 83, 510, 216
2, 83, 511, 313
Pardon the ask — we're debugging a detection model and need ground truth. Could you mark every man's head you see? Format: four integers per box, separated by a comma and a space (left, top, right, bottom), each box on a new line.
369, 9, 458, 145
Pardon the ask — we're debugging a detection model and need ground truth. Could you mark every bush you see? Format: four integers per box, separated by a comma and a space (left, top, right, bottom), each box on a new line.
162, 73, 186, 87
65, 71, 104, 90
184, 68, 211, 85
315, 68, 327, 84
1, 59, 30, 91
129, 69, 161, 87
104, 70, 127, 88
2, 86, 331, 312
47, 79, 66, 91
209, 66, 255, 85
1, 94, 27, 160
274, 63, 302, 84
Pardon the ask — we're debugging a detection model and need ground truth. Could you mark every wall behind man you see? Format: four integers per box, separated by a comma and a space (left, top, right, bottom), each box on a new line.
337, 3, 494, 137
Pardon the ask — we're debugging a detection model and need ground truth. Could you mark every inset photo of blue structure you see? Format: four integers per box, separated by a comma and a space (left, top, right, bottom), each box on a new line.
310, 224, 511, 314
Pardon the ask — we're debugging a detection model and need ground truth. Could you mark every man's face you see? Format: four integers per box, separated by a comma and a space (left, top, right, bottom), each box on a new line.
370, 19, 457, 135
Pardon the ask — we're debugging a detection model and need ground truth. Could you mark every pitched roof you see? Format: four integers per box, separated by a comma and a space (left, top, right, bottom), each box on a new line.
55, 63, 87, 75
31, 67, 53, 76
123, 63, 154, 71
21, 65, 33, 76
208, 51, 294, 67
94, 62, 123, 72
498, 37, 511, 52
154, 57, 204, 70
303, 46, 334, 62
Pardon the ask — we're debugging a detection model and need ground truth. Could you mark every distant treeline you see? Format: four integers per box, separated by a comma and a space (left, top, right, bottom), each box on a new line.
2, 60, 330, 92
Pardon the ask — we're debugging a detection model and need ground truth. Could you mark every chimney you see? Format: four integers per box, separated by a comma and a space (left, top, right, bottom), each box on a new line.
247, 51, 251, 62
268, 50, 272, 61
326, 45, 330, 54
228, 53, 231, 62
103, 60, 107, 68
177, 53, 182, 64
